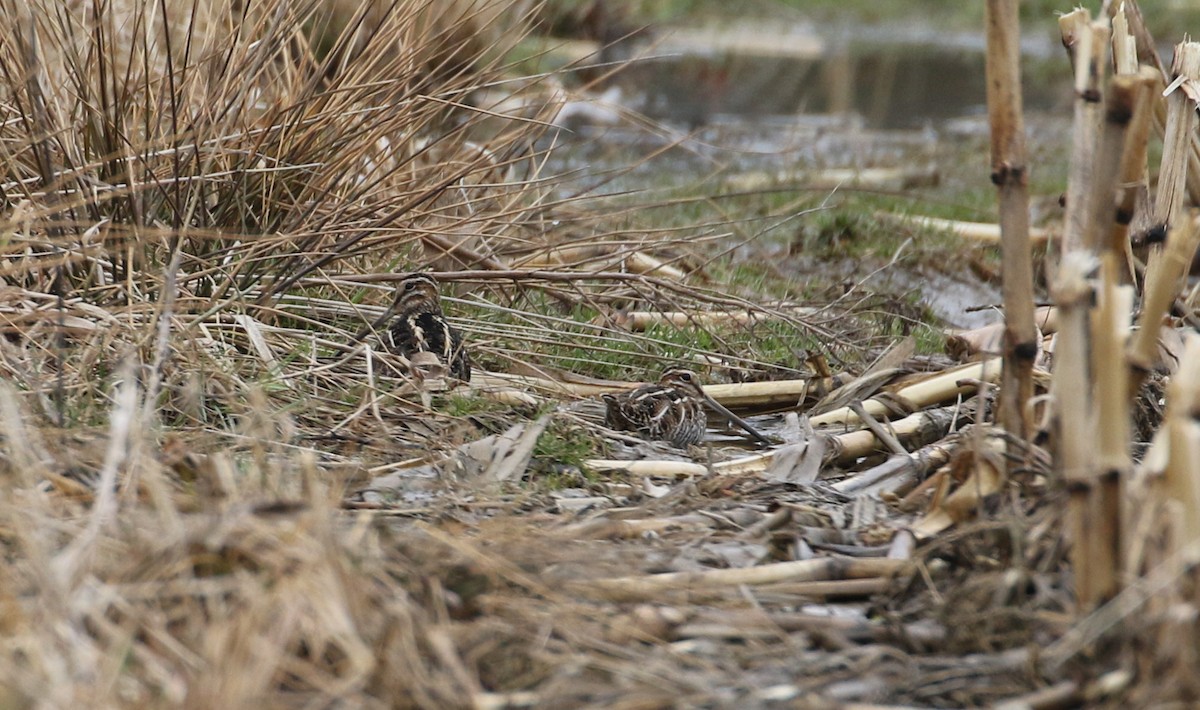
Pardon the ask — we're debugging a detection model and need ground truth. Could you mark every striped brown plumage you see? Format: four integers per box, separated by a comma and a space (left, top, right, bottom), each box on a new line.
602, 368, 708, 447
382, 273, 471, 382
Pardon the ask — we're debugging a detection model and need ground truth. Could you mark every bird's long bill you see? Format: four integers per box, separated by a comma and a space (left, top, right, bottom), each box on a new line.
353, 308, 394, 343
700, 392, 774, 447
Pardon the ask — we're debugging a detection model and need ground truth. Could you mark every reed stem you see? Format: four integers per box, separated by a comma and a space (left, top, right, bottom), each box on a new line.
985, 0, 1038, 450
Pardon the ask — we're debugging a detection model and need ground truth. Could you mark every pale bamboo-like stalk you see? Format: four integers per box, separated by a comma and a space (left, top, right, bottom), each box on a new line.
985, 0, 1038, 447
1090, 259, 1133, 605
474, 371, 841, 408
1129, 44, 1200, 387
1057, 8, 1089, 75
516, 247, 687, 281
1164, 335, 1200, 546
1054, 253, 1101, 608
722, 166, 939, 192
1094, 69, 1147, 431
586, 400, 970, 477
1110, 7, 1138, 75
877, 213, 1053, 244
807, 357, 1002, 428
1130, 221, 1198, 379
1058, 10, 1110, 255
601, 307, 818, 332
1061, 73, 1144, 606
573, 556, 906, 602
831, 429, 962, 495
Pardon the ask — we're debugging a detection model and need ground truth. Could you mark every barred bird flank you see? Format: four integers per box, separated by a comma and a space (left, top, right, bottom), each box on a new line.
602, 368, 773, 448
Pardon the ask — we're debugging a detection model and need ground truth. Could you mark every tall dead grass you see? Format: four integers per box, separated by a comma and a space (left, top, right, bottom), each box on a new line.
0, 0, 562, 705
0, 0, 559, 431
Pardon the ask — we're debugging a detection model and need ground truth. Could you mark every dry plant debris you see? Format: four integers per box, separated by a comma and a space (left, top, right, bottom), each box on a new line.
2, 0, 1200, 707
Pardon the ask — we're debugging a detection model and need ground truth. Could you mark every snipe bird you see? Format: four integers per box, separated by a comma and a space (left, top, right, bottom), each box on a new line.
602, 368, 772, 448
358, 273, 471, 382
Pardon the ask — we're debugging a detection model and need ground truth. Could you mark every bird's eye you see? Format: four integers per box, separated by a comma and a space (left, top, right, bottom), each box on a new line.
680, 372, 692, 381
404, 281, 416, 291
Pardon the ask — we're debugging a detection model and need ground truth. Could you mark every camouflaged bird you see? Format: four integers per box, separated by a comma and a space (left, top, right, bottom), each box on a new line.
368, 273, 471, 382
602, 368, 772, 448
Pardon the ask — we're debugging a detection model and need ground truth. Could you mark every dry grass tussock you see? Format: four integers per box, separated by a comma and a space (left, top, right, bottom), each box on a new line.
0, 0, 549, 450
0, 0, 569, 705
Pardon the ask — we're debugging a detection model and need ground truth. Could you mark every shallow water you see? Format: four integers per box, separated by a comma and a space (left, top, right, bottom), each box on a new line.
539, 23, 1067, 330
594, 19, 1073, 129
617, 38, 1066, 131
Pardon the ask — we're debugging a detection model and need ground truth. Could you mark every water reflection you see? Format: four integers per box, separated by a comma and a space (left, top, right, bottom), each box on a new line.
615, 41, 1066, 130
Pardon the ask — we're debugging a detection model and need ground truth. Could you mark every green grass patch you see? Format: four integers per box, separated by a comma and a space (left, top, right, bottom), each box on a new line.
530, 416, 606, 488
463, 292, 827, 383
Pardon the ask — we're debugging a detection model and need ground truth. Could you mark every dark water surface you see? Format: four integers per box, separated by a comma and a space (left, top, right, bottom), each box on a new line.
615, 36, 1068, 130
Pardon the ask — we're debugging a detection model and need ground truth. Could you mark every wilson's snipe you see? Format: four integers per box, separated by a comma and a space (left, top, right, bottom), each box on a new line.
602, 368, 772, 448
358, 273, 471, 382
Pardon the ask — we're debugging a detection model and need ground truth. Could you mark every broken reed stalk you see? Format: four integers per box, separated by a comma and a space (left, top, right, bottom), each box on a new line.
1109, 7, 1156, 267
1130, 44, 1200, 385
1076, 70, 1140, 603
830, 428, 961, 495
1109, 0, 1200, 207
1110, 7, 1138, 75
1053, 254, 1108, 608
572, 556, 906, 602
602, 307, 818, 332
1050, 68, 1141, 610
1048, 66, 1148, 613
910, 429, 1008, 539
1129, 218, 1197, 377
703, 377, 841, 409
1058, 9, 1110, 255
1164, 335, 1200, 546
1152, 43, 1200, 234
1109, 68, 1159, 281
877, 213, 1053, 245
475, 371, 843, 408
1051, 19, 1128, 608
518, 247, 687, 280
807, 356, 1002, 428
985, 0, 1038, 449
1088, 69, 1134, 256
585, 400, 967, 478
1092, 256, 1133, 602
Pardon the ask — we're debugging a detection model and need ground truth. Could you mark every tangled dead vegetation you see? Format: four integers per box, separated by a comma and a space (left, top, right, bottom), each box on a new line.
4, 0, 1200, 707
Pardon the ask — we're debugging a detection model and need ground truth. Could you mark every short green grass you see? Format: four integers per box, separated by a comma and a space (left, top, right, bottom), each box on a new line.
530, 416, 606, 487
463, 294, 829, 383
